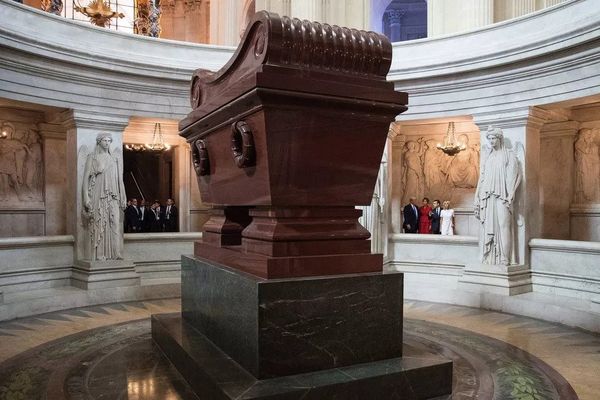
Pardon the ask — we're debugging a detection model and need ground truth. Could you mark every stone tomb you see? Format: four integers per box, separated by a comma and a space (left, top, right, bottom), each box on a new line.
152, 11, 452, 399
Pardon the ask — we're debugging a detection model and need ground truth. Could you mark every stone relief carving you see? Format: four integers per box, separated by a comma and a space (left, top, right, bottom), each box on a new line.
444, 134, 479, 189
573, 128, 600, 204
0, 121, 44, 205
81, 133, 127, 261
400, 134, 480, 206
474, 127, 522, 266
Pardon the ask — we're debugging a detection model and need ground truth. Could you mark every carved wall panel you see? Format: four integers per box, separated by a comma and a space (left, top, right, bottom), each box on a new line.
539, 133, 574, 240
399, 133, 479, 208
0, 120, 44, 207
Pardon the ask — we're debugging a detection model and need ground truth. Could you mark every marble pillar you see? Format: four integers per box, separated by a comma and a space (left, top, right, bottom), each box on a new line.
427, 0, 493, 37
388, 125, 404, 234
290, 0, 323, 21
511, 0, 536, 18
539, 121, 579, 240
209, 0, 243, 46
460, 107, 549, 295
39, 123, 67, 236
60, 110, 139, 289
255, 0, 291, 17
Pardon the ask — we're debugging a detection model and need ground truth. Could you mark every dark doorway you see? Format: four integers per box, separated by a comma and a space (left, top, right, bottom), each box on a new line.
123, 147, 174, 204
383, 0, 427, 42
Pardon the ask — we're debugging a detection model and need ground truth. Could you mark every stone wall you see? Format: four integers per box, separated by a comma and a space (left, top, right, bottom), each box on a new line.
0, 106, 67, 237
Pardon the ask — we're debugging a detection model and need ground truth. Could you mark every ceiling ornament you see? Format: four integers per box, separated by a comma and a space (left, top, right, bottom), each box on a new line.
74, 0, 124, 28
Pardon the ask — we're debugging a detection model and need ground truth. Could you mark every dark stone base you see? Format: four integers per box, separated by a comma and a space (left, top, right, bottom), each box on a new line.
152, 313, 453, 400
181, 255, 404, 378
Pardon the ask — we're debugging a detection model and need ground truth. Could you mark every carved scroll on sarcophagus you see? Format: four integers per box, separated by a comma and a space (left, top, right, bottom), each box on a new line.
180, 11, 408, 279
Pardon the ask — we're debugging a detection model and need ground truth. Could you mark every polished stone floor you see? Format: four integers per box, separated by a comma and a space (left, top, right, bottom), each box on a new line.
0, 299, 597, 399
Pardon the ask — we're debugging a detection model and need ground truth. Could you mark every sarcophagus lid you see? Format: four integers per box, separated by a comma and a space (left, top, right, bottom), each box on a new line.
180, 11, 407, 207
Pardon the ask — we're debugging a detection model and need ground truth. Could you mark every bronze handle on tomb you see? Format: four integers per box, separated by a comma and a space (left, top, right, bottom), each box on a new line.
231, 121, 255, 168
191, 139, 210, 176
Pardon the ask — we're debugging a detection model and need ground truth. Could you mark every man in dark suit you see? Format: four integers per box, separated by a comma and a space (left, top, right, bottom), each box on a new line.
125, 198, 141, 233
162, 198, 179, 232
150, 200, 163, 232
138, 199, 150, 232
430, 199, 442, 234
402, 197, 419, 233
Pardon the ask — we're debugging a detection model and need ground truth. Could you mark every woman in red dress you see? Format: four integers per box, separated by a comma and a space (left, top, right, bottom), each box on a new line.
418, 197, 432, 234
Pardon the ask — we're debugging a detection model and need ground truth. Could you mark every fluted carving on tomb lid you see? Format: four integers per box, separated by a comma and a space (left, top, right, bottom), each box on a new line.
41, 0, 63, 15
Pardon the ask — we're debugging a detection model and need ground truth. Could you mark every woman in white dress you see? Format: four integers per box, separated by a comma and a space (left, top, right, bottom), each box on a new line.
440, 200, 455, 236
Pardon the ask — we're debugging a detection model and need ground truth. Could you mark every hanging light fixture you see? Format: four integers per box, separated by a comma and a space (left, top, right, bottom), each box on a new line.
145, 122, 170, 151
124, 122, 171, 152
436, 122, 466, 156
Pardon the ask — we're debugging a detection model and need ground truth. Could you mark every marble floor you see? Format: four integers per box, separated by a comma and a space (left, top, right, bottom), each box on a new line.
0, 299, 597, 399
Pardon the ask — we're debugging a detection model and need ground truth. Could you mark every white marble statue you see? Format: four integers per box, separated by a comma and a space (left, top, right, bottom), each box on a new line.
474, 127, 522, 265
574, 128, 600, 204
82, 133, 127, 261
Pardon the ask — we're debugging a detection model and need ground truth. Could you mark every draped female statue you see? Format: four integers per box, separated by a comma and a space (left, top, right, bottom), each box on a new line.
82, 133, 127, 261
474, 127, 521, 266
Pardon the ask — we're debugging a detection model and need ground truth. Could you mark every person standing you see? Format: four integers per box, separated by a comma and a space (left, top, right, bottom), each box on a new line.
402, 197, 419, 233
138, 199, 150, 232
150, 200, 163, 232
125, 198, 141, 233
162, 198, 179, 232
430, 199, 442, 234
440, 200, 455, 236
418, 197, 432, 234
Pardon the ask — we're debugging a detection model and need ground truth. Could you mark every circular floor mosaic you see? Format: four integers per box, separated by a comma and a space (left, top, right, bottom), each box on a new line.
0, 317, 578, 400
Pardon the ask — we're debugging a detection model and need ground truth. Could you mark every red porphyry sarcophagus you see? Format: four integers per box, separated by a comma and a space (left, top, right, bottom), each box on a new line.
179, 11, 408, 279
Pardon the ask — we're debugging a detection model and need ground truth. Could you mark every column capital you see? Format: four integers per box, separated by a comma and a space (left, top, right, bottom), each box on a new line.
386, 9, 406, 25
540, 120, 580, 139
472, 106, 552, 131
56, 110, 130, 132
37, 122, 66, 140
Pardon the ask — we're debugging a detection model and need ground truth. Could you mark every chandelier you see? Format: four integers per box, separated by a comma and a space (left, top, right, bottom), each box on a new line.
124, 123, 171, 152
124, 122, 171, 152
436, 122, 466, 156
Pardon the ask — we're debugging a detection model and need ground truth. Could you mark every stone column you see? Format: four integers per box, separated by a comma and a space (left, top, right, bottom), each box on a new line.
256, 0, 292, 16
388, 124, 405, 234
539, 120, 579, 239
290, 0, 324, 21
184, 0, 209, 43
38, 122, 67, 236
386, 9, 405, 42
60, 110, 140, 290
209, 0, 243, 46
427, 0, 493, 38
511, 0, 536, 18
459, 107, 549, 295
